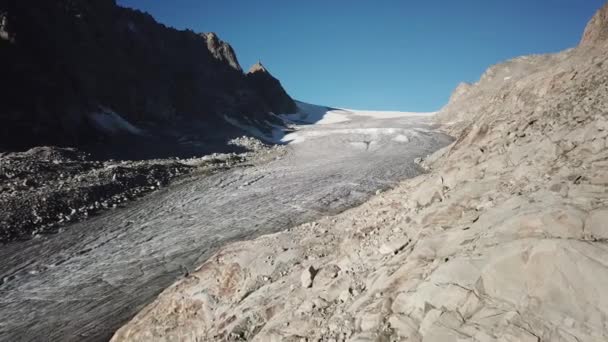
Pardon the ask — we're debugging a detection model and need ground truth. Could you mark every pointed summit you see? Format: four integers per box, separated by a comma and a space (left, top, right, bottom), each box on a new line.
248, 61, 268, 74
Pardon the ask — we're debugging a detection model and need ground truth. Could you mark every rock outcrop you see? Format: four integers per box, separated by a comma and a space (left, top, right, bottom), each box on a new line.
112, 3, 608, 342
204, 32, 242, 72
0, 0, 296, 155
581, 2, 608, 46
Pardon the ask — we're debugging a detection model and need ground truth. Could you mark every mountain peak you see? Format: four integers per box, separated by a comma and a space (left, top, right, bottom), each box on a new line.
248, 61, 268, 74
204, 32, 218, 40
580, 2, 608, 46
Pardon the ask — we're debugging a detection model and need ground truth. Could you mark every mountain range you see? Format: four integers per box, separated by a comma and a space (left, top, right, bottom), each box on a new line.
0, 0, 296, 158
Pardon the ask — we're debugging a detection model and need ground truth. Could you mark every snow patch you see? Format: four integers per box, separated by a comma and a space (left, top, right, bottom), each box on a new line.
282, 102, 350, 125
316, 111, 350, 124
224, 115, 285, 143
393, 134, 410, 143
281, 127, 422, 144
90, 109, 143, 135
226, 101, 435, 146
284, 101, 436, 125
339, 109, 436, 119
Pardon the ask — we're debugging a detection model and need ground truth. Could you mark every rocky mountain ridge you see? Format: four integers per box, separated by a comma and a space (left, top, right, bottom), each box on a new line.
112, 3, 608, 341
0, 0, 295, 158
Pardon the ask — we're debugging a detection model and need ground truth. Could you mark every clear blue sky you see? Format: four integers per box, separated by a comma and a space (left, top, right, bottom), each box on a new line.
117, 0, 604, 111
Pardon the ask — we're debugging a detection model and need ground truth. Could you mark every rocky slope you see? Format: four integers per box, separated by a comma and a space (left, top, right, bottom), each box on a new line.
0, 0, 295, 157
0, 144, 262, 242
112, 3, 608, 342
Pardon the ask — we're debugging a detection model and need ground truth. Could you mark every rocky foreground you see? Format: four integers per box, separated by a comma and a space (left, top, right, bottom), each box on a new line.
0, 138, 273, 242
113, 4, 608, 342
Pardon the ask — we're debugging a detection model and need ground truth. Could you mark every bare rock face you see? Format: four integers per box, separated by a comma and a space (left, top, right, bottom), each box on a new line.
435, 53, 565, 135
112, 3, 608, 342
248, 61, 268, 74
581, 2, 608, 46
203, 32, 242, 72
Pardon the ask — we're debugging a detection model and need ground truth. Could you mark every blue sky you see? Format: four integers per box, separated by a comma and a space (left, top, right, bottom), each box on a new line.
117, 0, 604, 111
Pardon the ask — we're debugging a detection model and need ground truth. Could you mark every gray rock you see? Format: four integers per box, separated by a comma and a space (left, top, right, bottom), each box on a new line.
586, 208, 608, 240
301, 266, 317, 288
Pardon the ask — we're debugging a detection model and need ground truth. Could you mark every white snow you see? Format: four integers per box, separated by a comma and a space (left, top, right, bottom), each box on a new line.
90, 108, 143, 135
281, 127, 425, 144
279, 101, 435, 144
315, 111, 350, 125
338, 108, 436, 119
282, 102, 350, 125
226, 101, 436, 145
283, 101, 435, 125
392, 134, 410, 142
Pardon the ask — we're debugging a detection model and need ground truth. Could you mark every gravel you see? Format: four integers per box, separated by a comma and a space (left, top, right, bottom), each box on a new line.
0, 145, 267, 243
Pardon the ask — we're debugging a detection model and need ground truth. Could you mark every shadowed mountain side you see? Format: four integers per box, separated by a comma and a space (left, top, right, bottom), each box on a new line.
246, 62, 297, 115
0, 0, 296, 158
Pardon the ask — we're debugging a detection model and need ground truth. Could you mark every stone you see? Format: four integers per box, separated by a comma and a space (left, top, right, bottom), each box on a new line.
358, 312, 382, 332
419, 309, 443, 337
585, 208, 608, 240
378, 238, 409, 255
301, 266, 317, 288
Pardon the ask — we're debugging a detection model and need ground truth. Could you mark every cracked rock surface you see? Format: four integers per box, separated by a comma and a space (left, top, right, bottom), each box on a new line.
113, 5, 608, 342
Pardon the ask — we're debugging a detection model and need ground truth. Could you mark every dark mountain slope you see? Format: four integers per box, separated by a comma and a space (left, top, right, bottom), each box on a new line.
247, 62, 298, 115
0, 0, 296, 157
